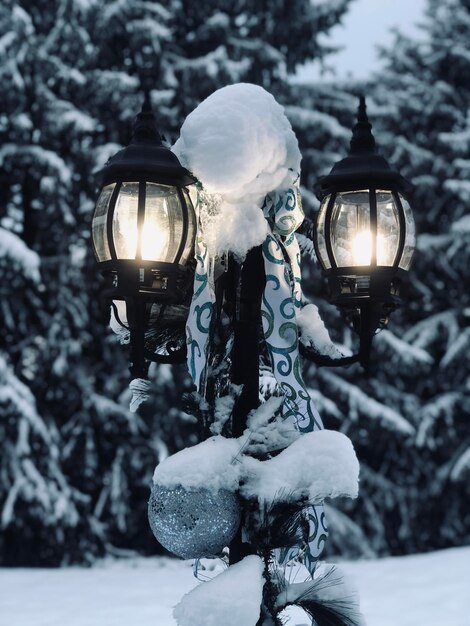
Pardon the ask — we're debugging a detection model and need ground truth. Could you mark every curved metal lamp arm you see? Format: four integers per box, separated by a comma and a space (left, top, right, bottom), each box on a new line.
298, 341, 360, 367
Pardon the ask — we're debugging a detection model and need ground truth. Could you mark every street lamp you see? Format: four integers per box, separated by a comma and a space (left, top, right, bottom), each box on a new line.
91, 85, 405, 625
92, 93, 197, 377
313, 96, 416, 370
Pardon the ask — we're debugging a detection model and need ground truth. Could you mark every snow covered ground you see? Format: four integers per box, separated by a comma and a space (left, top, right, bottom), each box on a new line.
1, 547, 468, 626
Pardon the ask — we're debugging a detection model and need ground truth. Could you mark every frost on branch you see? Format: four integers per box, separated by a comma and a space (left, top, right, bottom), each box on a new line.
210, 385, 243, 436
318, 370, 415, 436
174, 555, 264, 626
375, 330, 433, 369
244, 396, 300, 455
0, 227, 41, 284
450, 447, 470, 482
0, 356, 80, 531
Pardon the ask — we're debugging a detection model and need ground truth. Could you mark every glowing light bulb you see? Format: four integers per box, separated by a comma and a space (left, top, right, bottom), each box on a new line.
352, 230, 372, 265
141, 217, 169, 261
352, 231, 387, 266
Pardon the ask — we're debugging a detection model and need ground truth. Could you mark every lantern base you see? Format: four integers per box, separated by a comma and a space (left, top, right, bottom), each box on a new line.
323, 266, 408, 373
324, 265, 404, 310
99, 259, 194, 305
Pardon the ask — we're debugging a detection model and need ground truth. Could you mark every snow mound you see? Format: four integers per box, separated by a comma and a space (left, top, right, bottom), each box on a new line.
241, 430, 359, 504
173, 83, 301, 199
173, 83, 301, 257
152, 436, 242, 494
174, 555, 264, 626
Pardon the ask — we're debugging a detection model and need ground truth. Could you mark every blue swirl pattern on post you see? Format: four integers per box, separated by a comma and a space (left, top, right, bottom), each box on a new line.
186, 234, 215, 394
185, 183, 328, 576
262, 184, 327, 576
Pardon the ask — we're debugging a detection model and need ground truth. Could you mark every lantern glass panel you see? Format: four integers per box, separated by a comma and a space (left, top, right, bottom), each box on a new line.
142, 183, 183, 262
399, 195, 416, 270
376, 190, 400, 266
92, 183, 115, 261
112, 182, 139, 259
316, 194, 331, 269
331, 190, 370, 267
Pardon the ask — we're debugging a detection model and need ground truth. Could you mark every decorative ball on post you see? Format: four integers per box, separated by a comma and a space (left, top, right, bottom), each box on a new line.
91, 93, 197, 383
148, 484, 241, 560
314, 96, 416, 370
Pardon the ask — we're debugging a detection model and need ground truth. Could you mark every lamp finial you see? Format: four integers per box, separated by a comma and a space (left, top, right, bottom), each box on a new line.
131, 91, 163, 145
142, 89, 152, 113
349, 95, 376, 155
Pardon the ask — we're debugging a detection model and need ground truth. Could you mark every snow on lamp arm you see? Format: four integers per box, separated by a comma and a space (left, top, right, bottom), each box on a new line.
308, 96, 416, 372
91, 92, 198, 408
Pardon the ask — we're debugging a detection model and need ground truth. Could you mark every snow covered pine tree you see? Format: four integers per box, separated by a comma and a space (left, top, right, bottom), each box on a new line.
0, 0, 196, 564
1, 0, 355, 564
364, 0, 470, 553
286, 0, 470, 557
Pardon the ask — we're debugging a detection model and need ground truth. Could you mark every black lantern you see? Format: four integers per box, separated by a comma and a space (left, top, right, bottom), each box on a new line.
92, 94, 197, 376
314, 96, 416, 369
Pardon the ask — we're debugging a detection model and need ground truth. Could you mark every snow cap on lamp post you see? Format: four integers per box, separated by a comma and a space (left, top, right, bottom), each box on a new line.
91, 93, 197, 385
314, 96, 416, 368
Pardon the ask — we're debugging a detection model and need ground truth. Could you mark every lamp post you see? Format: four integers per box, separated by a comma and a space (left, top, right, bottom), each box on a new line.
91, 93, 197, 379
91, 90, 416, 622
313, 96, 416, 371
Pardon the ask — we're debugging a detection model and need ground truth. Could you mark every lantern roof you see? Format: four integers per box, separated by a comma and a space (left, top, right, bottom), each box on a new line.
100, 92, 196, 188
315, 96, 413, 198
